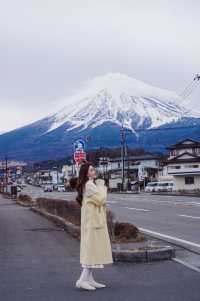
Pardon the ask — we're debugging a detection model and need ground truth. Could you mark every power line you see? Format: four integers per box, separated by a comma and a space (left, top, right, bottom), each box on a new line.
178, 73, 200, 105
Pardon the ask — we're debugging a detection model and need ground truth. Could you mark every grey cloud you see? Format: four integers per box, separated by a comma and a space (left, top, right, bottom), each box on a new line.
0, 0, 199, 131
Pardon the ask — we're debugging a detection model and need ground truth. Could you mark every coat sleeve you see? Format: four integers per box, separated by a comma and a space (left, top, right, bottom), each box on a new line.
84, 180, 106, 207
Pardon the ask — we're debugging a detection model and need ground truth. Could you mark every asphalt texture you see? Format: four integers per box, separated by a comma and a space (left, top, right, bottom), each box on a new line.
0, 195, 200, 301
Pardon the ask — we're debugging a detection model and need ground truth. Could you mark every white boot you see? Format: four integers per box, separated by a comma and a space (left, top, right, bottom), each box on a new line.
88, 279, 106, 288
75, 267, 96, 290
75, 279, 96, 290
88, 269, 106, 288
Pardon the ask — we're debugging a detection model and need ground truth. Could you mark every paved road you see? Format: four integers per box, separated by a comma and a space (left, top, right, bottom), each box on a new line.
107, 193, 200, 246
23, 185, 200, 250
0, 195, 200, 300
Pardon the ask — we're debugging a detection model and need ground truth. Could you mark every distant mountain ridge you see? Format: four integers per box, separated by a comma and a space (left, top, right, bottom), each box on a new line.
0, 73, 200, 162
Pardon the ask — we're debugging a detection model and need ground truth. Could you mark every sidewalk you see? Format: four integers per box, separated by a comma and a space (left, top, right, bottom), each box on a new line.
0, 195, 199, 301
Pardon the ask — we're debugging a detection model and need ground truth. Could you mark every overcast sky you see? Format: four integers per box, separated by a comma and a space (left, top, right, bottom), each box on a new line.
0, 0, 200, 133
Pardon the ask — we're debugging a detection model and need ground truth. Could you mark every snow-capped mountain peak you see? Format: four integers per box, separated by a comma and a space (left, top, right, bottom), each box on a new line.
46, 73, 200, 134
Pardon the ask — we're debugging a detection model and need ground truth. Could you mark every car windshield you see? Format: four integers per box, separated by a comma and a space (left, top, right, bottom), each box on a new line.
157, 183, 173, 186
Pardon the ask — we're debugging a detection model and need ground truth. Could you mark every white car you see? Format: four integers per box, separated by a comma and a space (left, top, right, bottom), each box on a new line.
17, 186, 22, 192
145, 181, 174, 192
57, 185, 66, 192
145, 182, 159, 192
43, 184, 53, 192
156, 182, 174, 192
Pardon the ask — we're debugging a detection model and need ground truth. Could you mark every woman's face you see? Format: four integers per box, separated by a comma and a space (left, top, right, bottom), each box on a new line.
87, 165, 96, 179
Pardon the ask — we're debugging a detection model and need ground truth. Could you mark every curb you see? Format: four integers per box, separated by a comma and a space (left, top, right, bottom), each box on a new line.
16, 200, 33, 207
30, 207, 80, 240
112, 246, 175, 262
30, 206, 175, 263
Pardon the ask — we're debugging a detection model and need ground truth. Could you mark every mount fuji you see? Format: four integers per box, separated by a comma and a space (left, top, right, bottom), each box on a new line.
1, 73, 200, 162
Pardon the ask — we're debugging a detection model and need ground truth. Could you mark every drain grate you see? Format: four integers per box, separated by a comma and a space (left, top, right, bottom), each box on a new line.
24, 227, 64, 232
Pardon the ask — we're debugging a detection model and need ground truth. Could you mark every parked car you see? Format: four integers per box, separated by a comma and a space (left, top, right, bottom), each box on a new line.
43, 184, 53, 192
145, 182, 159, 192
145, 181, 174, 192
156, 181, 174, 192
57, 185, 66, 192
17, 186, 22, 192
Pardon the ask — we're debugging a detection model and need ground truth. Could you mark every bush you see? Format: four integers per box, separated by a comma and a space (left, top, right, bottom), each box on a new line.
36, 198, 81, 226
113, 222, 140, 242
18, 194, 32, 204
35, 197, 143, 243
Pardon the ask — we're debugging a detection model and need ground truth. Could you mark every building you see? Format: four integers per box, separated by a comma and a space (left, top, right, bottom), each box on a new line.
62, 164, 76, 180
33, 169, 63, 185
165, 138, 200, 191
0, 160, 26, 184
97, 154, 161, 190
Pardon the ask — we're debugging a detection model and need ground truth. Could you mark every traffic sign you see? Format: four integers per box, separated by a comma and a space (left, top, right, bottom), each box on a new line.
138, 165, 145, 181
74, 150, 86, 165
74, 139, 85, 152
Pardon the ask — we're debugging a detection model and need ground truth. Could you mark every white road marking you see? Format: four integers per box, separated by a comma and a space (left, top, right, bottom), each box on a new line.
184, 202, 200, 207
139, 227, 200, 252
172, 258, 200, 274
125, 207, 150, 212
179, 214, 200, 220
107, 201, 117, 204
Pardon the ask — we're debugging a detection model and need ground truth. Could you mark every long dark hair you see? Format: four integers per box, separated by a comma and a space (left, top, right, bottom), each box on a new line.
69, 161, 93, 206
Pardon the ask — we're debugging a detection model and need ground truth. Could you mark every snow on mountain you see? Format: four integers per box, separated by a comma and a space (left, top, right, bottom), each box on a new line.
45, 73, 200, 134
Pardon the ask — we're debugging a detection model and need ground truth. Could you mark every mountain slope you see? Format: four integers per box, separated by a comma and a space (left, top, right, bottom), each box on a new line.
46, 73, 200, 134
0, 73, 200, 162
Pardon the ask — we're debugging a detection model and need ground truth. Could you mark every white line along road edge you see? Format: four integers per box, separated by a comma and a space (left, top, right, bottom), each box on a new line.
125, 207, 150, 212
179, 214, 200, 220
139, 227, 200, 255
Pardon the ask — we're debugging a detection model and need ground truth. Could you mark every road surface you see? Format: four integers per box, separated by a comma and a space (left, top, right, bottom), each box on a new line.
0, 195, 200, 300
23, 185, 200, 251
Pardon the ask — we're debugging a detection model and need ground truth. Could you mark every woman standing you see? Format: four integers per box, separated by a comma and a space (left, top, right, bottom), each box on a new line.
70, 161, 113, 291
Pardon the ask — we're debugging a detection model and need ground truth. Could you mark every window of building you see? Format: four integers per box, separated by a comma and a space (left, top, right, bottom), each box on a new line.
170, 150, 176, 156
185, 176, 194, 185
196, 148, 200, 154
184, 164, 199, 168
169, 165, 181, 169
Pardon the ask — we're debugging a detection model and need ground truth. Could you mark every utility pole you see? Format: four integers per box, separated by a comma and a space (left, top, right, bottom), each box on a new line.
5, 156, 8, 193
127, 145, 130, 190
120, 123, 125, 191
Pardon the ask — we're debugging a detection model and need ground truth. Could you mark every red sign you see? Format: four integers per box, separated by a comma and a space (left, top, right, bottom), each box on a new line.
74, 150, 86, 165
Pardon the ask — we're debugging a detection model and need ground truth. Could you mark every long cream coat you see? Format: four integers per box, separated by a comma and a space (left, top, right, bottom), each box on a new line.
80, 179, 113, 266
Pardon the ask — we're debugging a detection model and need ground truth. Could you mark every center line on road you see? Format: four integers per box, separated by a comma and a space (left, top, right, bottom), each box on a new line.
125, 207, 150, 212
179, 214, 200, 220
